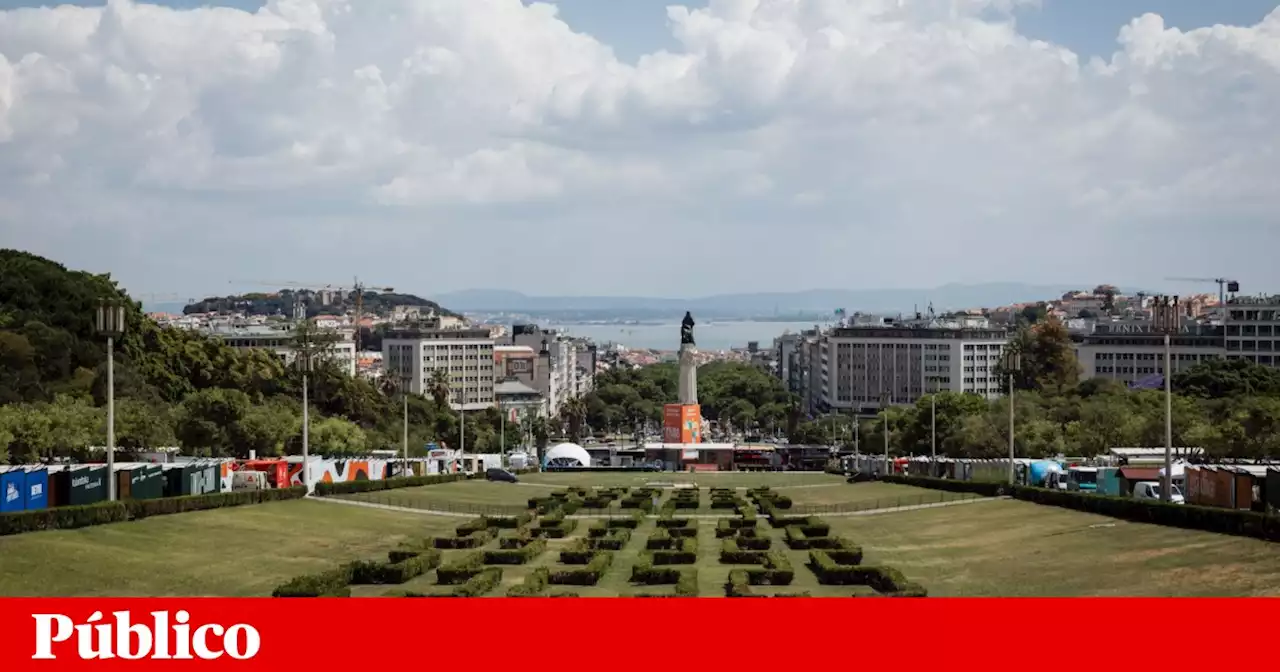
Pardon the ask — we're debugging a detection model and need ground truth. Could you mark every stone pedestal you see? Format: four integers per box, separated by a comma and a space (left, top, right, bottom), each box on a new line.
678, 343, 698, 405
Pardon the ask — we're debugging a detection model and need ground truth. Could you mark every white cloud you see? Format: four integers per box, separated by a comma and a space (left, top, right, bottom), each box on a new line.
0, 0, 1278, 297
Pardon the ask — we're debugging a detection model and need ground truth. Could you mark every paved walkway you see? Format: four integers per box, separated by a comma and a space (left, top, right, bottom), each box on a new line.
310, 493, 1005, 520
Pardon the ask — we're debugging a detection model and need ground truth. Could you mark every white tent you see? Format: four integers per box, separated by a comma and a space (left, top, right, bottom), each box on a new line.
545, 443, 591, 468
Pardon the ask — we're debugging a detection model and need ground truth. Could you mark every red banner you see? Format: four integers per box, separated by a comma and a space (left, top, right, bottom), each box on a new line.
0, 598, 1271, 670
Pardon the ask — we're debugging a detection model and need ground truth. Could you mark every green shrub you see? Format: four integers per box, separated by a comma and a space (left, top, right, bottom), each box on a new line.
559, 539, 597, 565
649, 538, 697, 565
387, 538, 441, 564
531, 519, 577, 539
507, 567, 550, 597
271, 565, 354, 597
484, 538, 546, 565
349, 554, 434, 585
316, 474, 469, 496
668, 526, 697, 538
808, 550, 926, 596
455, 517, 489, 536
498, 531, 535, 549
726, 567, 809, 597
589, 528, 631, 551
452, 567, 503, 597
656, 517, 692, 529
436, 552, 485, 584
719, 538, 767, 564
548, 552, 613, 586
0, 487, 308, 537
434, 534, 487, 549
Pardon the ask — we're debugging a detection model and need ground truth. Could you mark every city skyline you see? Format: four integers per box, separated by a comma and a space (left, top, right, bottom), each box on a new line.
2, 0, 1279, 296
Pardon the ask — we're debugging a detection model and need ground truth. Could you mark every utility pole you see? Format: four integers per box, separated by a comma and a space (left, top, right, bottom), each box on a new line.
879, 391, 891, 476
1153, 294, 1180, 502
402, 387, 409, 476
1003, 349, 1021, 485
930, 378, 937, 466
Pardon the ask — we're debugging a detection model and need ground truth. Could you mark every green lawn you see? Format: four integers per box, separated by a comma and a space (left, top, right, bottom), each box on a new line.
519, 471, 848, 489
826, 498, 1280, 596
0, 499, 455, 597
7, 477, 1280, 597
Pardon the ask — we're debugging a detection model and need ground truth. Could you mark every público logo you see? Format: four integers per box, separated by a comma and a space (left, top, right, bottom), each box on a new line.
4, 482, 18, 504
32, 611, 261, 660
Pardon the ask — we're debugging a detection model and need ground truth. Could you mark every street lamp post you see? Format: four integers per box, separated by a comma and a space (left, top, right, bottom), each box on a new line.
930, 377, 938, 473
298, 344, 312, 494
1003, 349, 1022, 485
879, 391, 890, 476
95, 301, 126, 501
402, 384, 409, 476
1153, 295, 1180, 502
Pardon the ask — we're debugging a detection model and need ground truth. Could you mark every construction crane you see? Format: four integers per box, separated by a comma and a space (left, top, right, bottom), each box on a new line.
1165, 277, 1240, 316
230, 278, 394, 352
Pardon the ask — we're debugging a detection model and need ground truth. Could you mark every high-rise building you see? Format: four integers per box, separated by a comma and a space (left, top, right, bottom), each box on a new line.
207, 324, 357, 377
1225, 295, 1280, 367
1073, 321, 1224, 384
509, 325, 596, 417
382, 327, 496, 410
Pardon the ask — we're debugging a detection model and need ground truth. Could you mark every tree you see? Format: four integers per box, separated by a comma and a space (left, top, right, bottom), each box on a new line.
427, 369, 451, 407
310, 417, 368, 455
559, 396, 588, 442
1000, 317, 1080, 394
174, 388, 252, 456
1173, 358, 1280, 399
236, 399, 301, 457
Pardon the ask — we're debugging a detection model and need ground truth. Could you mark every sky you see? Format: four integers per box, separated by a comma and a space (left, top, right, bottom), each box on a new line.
1, 0, 1278, 301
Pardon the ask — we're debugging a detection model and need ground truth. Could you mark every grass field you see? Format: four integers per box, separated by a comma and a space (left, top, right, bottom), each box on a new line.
5, 476, 1280, 597
0, 500, 455, 597
828, 497, 1280, 596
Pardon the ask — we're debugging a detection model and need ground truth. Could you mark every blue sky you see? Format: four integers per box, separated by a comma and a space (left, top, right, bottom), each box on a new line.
3, 0, 1277, 61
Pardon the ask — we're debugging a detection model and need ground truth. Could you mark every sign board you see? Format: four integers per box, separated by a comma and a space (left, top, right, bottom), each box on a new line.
682, 449, 699, 460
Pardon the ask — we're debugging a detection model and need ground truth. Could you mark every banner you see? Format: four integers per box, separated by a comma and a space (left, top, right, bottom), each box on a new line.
0, 599, 1270, 670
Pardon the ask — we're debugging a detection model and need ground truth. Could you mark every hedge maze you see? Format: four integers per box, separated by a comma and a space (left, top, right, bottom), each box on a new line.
270, 484, 929, 598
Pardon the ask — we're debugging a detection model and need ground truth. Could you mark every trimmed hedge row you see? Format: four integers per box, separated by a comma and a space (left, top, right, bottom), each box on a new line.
0, 486, 308, 537
808, 550, 927, 596
389, 538, 440, 564
586, 525, 632, 550
636, 569, 698, 597
548, 551, 613, 585
483, 537, 546, 565
272, 565, 353, 597
272, 536, 443, 597
881, 474, 1280, 543
316, 473, 470, 496
451, 567, 503, 597
436, 552, 485, 584
719, 539, 767, 564
350, 553, 437, 585
726, 569, 809, 598
531, 514, 578, 539
508, 567, 551, 597
559, 539, 597, 565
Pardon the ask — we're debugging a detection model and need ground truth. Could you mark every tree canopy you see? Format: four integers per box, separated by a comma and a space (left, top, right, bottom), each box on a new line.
0, 249, 517, 463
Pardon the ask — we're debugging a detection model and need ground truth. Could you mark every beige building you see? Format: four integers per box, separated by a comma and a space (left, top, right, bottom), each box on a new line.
208, 324, 357, 377
383, 328, 496, 410
1225, 296, 1280, 367
817, 324, 1009, 413
1074, 322, 1224, 384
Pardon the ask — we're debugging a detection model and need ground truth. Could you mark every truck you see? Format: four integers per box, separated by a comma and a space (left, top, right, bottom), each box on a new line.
1066, 466, 1099, 492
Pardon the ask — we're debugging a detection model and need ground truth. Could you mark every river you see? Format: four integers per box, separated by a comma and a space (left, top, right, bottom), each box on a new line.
547, 320, 823, 351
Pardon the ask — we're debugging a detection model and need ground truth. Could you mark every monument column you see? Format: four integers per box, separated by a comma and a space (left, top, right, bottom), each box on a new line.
664, 312, 703, 446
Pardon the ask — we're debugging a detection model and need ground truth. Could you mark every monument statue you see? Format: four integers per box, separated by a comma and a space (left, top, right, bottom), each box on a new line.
680, 311, 696, 346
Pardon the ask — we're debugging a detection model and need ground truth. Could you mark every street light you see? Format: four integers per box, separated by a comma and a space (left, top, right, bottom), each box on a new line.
1153, 295, 1180, 503
1002, 348, 1022, 485
95, 300, 126, 501
879, 391, 891, 476
296, 337, 313, 494
401, 377, 409, 476
929, 376, 938, 475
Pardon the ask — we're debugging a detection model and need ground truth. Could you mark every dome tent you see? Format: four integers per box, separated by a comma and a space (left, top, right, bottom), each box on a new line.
544, 443, 591, 468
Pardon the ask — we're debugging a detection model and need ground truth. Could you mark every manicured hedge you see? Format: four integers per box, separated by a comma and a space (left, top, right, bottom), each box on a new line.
484, 537, 546, 565
0, 486, 308, 537
719, 539, 767, 564
559, 539, 597, 565
656, 516, 692, 529
548, 551, 613, 585
388, 538, 441, 564
451, 567, 503, 597
726, 569, 809, 598
586, 526, 632, 551
316, 473, 470, 496
808, 550, 927, 596
436, 552, 485, 584
649, 538, 696, 565
271, 565, 353, 597
508, 567, 550, 597
636, 569, 699, 597
881, 475, 1280, 543
349, 554, 435, 585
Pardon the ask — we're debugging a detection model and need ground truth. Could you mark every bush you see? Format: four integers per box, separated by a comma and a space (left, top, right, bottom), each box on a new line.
388, 538, 441, 564
271, 565, 354, 597
0, 486, 308, 537
507, 567, 550, 597
719, 539, 767, 564
484, 538, 546, 565
650, 538, 697, 565
315, 474, 470, 496
455, 517, 489, 537
589, 527, 631, 551
808, 550, 926, 596
882, 474, 1280, 544
436, 552, 485, 584
668, 526, 697, 539
531, 519, 577, 539
451, 567, 503, 597
548, 552, 613, 586
656, 517, 692, 529
349, 554, 434, 585
726, 568, 809, 598
434, 534, 488, 549
559, 539, 597, 565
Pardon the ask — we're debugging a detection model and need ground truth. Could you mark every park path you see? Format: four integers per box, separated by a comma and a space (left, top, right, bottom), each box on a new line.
308, 493, 1005, 520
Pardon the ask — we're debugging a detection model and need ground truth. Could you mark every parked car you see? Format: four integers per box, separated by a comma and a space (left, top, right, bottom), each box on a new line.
1132, 480, 1185, 504
485, 468, 518, 483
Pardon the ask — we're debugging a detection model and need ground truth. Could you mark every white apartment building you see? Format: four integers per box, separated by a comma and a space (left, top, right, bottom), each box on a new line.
817, 325, 1010, 413
1225, 296, 1280, 367
1074, 322, 1224, 384
509, 325, 596, 417
207, 325, 358, 377
382, 328, 496, 411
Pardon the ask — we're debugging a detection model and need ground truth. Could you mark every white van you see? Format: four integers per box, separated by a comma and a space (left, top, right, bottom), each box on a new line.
1132, 480, 1185, 504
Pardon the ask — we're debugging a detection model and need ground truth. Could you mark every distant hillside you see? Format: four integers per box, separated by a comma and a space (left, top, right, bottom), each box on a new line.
432, 283, 1088, 317
184, 290, 460, 319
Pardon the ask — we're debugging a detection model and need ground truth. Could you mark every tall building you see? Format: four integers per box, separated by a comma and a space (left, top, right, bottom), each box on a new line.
815, 323, 1009, 413
382, 328, 496, 410
1225, 295, 1280, 366
509, 325, 596, 417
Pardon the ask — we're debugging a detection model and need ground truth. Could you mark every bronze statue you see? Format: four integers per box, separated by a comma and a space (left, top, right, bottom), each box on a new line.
680, 311, 696, 346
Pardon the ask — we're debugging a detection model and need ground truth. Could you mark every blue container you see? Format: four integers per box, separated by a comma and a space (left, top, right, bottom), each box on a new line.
0, 470, 25, 513
24, 468, 48, 510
